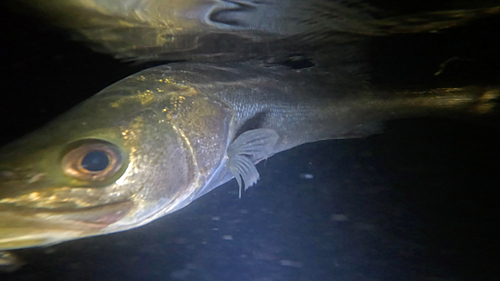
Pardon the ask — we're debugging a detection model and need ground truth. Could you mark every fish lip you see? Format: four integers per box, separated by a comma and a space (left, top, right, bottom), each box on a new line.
0, 200, 134, 250
0, 200, 134, 227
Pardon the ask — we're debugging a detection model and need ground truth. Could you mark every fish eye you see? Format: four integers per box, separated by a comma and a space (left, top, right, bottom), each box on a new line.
61, 139, 123, 181
81, 150, 109, 172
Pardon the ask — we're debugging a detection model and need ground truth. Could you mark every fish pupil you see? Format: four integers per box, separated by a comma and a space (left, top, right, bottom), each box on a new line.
81, 150, 109, 172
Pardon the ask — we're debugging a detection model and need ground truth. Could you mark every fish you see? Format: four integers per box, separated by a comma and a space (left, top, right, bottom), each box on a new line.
17, 0, 500, 62
1, 0, 500, 271
0, 61, 498, 252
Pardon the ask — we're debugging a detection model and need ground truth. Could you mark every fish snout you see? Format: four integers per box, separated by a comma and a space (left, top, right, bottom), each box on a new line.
0, 164, 52, 198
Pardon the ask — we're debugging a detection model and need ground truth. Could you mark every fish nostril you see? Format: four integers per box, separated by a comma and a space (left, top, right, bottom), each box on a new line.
27, 173, 46, 184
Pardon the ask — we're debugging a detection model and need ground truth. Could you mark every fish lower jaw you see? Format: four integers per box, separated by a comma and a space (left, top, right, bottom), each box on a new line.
0, 200, 134, 250
0, 231, 82, 251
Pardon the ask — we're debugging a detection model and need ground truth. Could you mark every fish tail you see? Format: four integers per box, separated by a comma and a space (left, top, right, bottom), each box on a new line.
327, 86, 500, 141
300, 2, 500, 38
369, 6, 500, 36
382, 86, 500, 118
467, 87, 500, 115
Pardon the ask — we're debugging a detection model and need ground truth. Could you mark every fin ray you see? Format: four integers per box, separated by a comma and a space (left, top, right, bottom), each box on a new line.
227, 129, 279, 197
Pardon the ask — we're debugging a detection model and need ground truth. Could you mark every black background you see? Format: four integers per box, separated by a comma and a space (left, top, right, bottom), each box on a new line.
0, 2, 499, 281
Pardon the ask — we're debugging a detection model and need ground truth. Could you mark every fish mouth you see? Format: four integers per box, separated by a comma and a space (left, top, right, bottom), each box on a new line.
0, 200, 134, 250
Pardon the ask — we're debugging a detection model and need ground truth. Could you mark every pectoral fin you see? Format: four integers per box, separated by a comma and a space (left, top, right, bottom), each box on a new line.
227, 129, 279, 198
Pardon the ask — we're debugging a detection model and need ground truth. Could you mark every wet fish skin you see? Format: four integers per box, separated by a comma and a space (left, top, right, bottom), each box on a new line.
20, 0, 376, 62
19, 0, 500, 62
0, 62, 497, 251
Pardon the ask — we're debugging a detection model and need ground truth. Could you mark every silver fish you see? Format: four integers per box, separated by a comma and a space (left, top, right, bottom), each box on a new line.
0, 61, 497, 251
1, 0, 500, 271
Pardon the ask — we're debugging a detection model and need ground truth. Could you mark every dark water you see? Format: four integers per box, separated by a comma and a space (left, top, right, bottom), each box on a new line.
0, 3, 499, 281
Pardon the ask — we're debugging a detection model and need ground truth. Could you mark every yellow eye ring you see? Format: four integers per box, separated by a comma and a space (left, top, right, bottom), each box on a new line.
61, 140, 122, 181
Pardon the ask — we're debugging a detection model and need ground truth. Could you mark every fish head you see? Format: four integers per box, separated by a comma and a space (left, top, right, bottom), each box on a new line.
0, 66, 232, 250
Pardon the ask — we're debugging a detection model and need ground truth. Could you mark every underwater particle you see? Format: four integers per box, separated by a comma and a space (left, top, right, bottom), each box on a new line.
222, 235, 233, 240
299, 173, 314, 179
44, 248, 57, 254
0, 251, 25, 273
211, 216, 220, 221
330, 214, 349, 222
279, 259, 303, 268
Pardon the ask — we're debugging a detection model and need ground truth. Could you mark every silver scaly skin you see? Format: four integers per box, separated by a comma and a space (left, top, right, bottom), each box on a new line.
2, 0, 500, 271
0, 62, 497, 251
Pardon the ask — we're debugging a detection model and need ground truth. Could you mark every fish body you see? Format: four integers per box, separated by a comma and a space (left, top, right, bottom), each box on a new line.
0, 0, 499, 274
0, 61, 497, 250
19, 0, 500, 62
